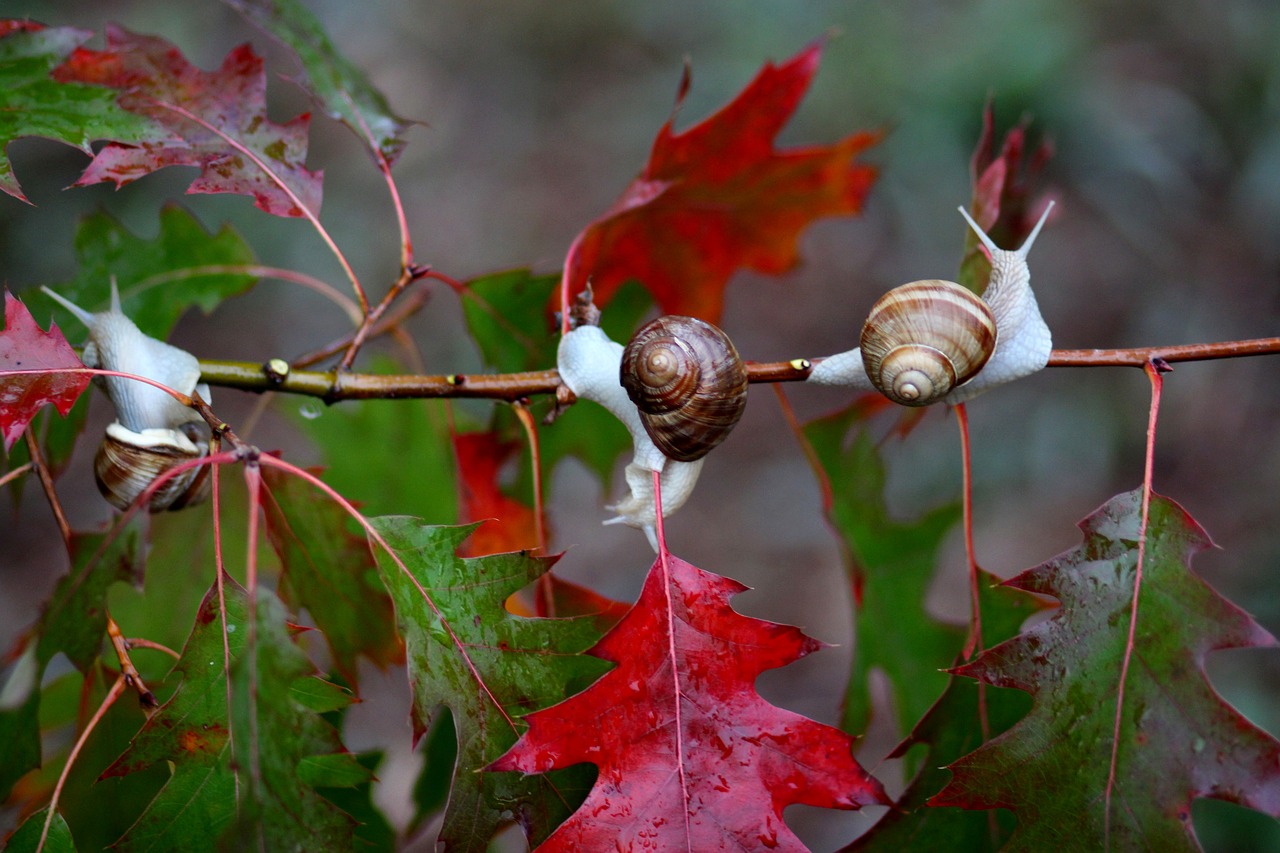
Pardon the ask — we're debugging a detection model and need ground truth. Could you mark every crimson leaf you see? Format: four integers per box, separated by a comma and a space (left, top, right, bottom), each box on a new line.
491, 549, 888, 851
0, 291, 90, 452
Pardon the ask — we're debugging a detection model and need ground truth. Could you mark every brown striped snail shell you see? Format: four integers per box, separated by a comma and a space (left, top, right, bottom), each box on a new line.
620, 315, 748, 462
95, 423, 211, 512
859, 279, 997, 406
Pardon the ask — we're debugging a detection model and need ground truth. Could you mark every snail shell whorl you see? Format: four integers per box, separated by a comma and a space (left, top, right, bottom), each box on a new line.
859, 280, 997, 406
620, 316, 748, 462
94, 423, 210, 512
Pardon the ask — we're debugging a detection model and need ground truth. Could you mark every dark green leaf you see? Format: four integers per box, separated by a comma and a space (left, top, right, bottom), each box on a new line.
263, 465, 402, 684
369, 518, 609, 852
410, 707, 458, 830
224, 0, 413, 164
842, 573, 1041, 851
0, 644, 41, 800
803, 403, 963, 741
320, 751, 397, 852
37, 520, 145, 671
291, 378, 458, 523
33, 205, 257, 341
225, 586, 358, 849
110, 576, 357, 851
6, 807, 77, 853
297, 752, 374, 789
289, 674, 358, 714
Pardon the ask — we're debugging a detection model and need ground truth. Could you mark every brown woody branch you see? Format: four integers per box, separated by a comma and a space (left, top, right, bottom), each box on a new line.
195, 337, 1280, 404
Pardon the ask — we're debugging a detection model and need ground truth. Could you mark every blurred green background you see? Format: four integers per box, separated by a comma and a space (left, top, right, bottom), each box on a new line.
3, 1, 1279, 849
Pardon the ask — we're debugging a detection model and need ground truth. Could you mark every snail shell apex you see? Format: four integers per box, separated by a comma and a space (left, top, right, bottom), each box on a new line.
859, 280, 997, 406
620, 315, 748, 463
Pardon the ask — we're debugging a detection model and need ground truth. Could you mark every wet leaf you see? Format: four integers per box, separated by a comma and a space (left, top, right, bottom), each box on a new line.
491, 548, 888, 850
933, 489, 1280, 850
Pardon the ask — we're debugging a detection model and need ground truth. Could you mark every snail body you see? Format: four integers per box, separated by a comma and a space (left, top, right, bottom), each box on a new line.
808, 201, 1054, 404
42, 282, 211, 512
620, 315, 748, 462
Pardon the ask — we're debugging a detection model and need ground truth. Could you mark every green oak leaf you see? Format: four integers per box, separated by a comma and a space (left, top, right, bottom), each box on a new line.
108, 576, 358, 851
262, 465, 402, 685
32, 205, 257, 342
224, 0, 413, 164
369, 518, 608, 852
803, 403, 963, 742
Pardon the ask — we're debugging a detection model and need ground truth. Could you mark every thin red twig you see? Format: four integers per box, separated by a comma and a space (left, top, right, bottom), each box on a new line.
106, 614, 157, 710
37, 675, 127, 853
651, 467, 694, 851
1103, 359, 1165, 849
24, 429, 70, 550
0, 461, 33, 488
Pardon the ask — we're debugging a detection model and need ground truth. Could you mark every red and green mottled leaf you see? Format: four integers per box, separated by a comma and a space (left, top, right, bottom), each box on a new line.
491, 548, 888, 851
53, 25, 322, 218
32, 205, 258, 342
223, 0, 413, 164
368, 518, 609, 853
565, 41, 880, 322
453, 431, 540, 557
0, 291, 91, 451
261, 465, 402, 685
108, 575, 358, 851
0, 20, 158, 202
842, 573, 1043, 852
802, 402, 964, 740
932, 489, 1280, 850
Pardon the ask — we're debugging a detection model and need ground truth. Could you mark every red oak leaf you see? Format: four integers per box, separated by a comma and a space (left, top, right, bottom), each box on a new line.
491, 549, 887, 851
0, 290, 90, 451
565, 41, 881, 323
455, 431, 540, 556
53, 25, 321, 217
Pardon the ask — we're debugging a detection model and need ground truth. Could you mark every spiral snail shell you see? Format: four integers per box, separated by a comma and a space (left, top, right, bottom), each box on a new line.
42, 282, 211, 512
95, 423, 211, 511
859, 280, 997, 406
620, 315, 748, 463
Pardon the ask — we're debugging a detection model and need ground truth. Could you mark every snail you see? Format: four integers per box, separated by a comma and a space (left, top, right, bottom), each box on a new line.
42, 282, 211, 512
558, 314, 749, 549
619, 315, 748, 462
808, 201, 1054, 404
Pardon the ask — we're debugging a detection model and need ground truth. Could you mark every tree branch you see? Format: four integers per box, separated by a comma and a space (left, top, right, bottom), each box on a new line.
195, 337, 1280, 404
